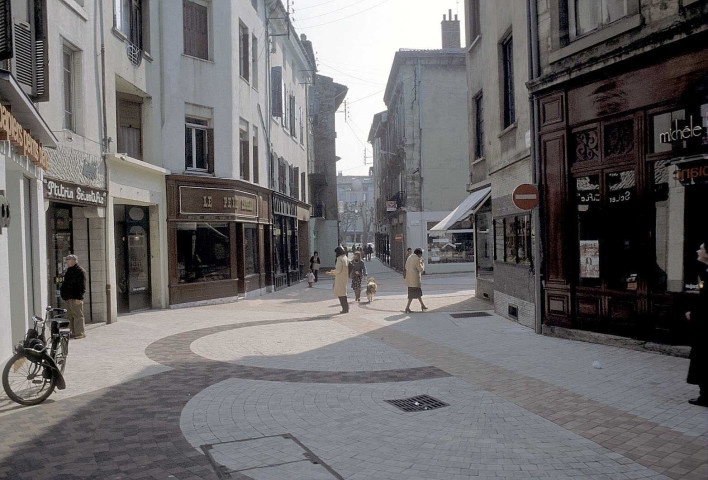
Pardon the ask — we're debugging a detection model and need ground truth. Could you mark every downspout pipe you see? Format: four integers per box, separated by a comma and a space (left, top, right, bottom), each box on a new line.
416, 60, 425, 261
98, 0, 113, 324
527, 0, 542, 334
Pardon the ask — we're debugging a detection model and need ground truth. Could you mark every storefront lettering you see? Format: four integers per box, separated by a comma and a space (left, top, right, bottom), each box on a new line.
203, 195, 213, 208
273, 196, 297, 217
674, 162, 708, 186
609, 190, 631, 203
44, 180, 107, 206
659, 116, 705, 144
0, 103, 49, 170
179, 186, 258, 218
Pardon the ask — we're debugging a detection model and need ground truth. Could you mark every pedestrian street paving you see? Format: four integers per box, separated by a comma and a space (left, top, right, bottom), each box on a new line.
0, 259, 706, 480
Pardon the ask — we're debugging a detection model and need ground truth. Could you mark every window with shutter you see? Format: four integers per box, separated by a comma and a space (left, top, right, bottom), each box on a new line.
271, 66, 282, 117
239, 22, 249, 81
252, 126, 259, 184
301, 171, 306, 203
183, 0, 209, 60
240, 120, 250, 181
0, 0, 12, 61
251, 34, 258, 90
289, 95, 296, 137
293, 167, 299, 199
501, 35, 515, 128
118, 98, 142, 160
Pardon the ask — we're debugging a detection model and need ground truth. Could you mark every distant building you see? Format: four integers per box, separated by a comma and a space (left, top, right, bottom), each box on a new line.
337, 172, 375, 249
370, 11, 470, 273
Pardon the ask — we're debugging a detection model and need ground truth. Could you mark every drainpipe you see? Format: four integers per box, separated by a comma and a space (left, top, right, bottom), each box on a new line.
416, 60, 425, 259
527, 0, 542, 334
99, 0, 114, 324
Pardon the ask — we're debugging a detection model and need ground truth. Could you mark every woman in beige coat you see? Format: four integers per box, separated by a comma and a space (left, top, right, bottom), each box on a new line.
404, 248, 427, 313
329, 246, 350, 313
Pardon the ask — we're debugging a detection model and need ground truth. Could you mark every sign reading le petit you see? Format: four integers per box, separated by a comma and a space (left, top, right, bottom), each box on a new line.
179, 186, 258, 218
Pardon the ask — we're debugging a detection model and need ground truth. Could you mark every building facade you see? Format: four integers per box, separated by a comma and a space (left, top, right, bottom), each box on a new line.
336, 172, 375, 249
460, 0, 537, 328
530, 0, 708, 343
309, 73, 347, 270
372, 12, 471, 274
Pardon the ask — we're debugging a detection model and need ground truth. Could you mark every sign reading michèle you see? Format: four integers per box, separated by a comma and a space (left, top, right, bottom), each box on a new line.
273, 195, 297, 217
44, 180, 107, 206
179, 186, 259, 218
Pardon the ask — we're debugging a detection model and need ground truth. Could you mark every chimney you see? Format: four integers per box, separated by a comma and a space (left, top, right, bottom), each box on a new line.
441, 9, 461, 49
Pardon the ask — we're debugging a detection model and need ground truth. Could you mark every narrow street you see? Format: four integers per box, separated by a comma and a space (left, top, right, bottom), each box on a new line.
1, 260, 705, 480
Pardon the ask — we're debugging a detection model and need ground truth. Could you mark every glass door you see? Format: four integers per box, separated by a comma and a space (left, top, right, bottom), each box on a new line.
47, 204, 73, 309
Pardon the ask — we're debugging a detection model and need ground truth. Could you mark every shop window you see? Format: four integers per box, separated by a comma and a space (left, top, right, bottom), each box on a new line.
650, 103, 708, 156
496, 215, 532, 264
475, 203, 493, 273
569, 0, 629, 39
244, 224, 259, 276
576, 174, 602, 287
651, 160, 670, 293
289, 218, 298, 271
185, 116, 210, 171
427, 221, 474, 264
176, 223, 230, 283
183, 0, 209, 60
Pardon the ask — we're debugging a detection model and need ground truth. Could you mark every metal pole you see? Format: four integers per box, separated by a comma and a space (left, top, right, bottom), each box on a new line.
99, 0, 113, 324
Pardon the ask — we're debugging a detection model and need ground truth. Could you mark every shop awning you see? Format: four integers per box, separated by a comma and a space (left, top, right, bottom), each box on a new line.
0, 71, 57, 148
430, 187, 490, 232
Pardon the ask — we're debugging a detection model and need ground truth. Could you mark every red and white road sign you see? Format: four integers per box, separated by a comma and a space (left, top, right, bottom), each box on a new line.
512, 184, 539, 210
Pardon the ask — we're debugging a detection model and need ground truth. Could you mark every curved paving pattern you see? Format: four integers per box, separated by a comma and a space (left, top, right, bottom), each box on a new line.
146, 318, 450, 384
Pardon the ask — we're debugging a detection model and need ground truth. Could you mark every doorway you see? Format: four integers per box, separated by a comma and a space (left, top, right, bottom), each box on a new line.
114, 204, 152, 313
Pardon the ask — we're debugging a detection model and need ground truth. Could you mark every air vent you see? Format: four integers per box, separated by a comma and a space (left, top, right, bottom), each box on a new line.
450, 312, 492, 318
508, 304, 519, 319
385, 394, 449, 412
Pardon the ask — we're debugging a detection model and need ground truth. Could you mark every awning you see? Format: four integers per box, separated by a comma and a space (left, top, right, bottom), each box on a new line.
430, 187, 490, 231
0, 70, 57, 148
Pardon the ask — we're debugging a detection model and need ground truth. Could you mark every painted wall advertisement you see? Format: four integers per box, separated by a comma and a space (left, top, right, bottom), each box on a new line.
579, 240, 600, 279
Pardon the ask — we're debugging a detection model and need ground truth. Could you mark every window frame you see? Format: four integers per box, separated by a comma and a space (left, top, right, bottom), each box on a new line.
185, 116, 210, 172
62, 45, 76, 132
496, 214, 532, 264
239, 22, 250, 82
240, 120, 250, 181
252, 126, 259, 184
568, 0, 631, 41
251, 34, 258, 90
501, 34, 515, 129
474, 91, 484, 159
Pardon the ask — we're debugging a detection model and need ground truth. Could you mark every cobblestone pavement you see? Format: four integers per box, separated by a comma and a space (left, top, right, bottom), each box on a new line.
0, 259, 706, 479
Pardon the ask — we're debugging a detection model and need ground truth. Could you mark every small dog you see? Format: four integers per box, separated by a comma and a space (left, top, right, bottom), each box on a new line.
365, 277, 377, 303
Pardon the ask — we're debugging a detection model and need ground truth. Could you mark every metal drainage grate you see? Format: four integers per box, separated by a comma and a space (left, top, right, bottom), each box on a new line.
385, 394, 449, 412
449, 312, 492, 318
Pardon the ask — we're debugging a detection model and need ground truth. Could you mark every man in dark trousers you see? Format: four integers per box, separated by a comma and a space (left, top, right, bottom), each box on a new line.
60, 254, 86, 339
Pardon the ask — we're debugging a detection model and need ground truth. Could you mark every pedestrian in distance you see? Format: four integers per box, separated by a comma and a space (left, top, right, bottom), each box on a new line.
404, 248, 428, 313
309, 251, 320, 282
350, 251, 367, 302
306, 270, 315, 288
686, 239, 708, 407
327, 246, 350, 314
365, 244, 373, 261
60, 254, 87, 339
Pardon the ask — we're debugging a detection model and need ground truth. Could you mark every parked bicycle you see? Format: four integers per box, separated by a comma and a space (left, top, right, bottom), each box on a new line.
2, 306, 70, 405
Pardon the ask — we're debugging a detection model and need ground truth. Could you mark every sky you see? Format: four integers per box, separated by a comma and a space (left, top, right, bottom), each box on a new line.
289, 0, 466, 177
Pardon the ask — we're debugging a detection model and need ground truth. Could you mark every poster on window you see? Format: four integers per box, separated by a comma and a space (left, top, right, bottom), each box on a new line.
579, 240, 600, 278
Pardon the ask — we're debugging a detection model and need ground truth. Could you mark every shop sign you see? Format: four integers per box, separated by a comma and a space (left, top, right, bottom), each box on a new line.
659, 116, 705, 144
674, 160, 708, 186
386, 201, 397, 212
179, 186, 259, 218
44, 179, 107, 206
273, 195, 297, 217
0, 190, 9, 231
394, 233, 403, 242
0, 103, 49, 170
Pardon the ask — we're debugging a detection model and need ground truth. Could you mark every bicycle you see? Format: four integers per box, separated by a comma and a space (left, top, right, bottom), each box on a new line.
2, 306, 70, 406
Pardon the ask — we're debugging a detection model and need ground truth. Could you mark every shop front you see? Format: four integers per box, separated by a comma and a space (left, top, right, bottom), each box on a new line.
44, 173, 107, 323
167, 176, 271, 305
272, 193, 307, 290
537, 45, 708, 344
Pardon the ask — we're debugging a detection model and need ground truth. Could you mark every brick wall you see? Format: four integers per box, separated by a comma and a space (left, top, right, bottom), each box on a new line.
494, 289, 535, 329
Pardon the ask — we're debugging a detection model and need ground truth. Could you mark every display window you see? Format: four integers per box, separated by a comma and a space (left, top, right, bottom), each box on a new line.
244, 224, 259, 276
494, 215, 532, 265
176, 222, 231, 283
426, 221, 474, 264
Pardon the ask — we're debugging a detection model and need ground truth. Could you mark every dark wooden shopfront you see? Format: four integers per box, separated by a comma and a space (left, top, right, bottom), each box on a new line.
166, 176, 271, 305
537, 45, 708, 344
272, 193, 309, 290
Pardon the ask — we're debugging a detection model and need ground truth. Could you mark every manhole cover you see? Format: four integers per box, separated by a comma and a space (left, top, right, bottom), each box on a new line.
449, 312, 492, 318
385, 394, 449, 412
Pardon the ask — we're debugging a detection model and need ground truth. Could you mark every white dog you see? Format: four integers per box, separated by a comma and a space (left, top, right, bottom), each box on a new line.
365, 277, 377, 303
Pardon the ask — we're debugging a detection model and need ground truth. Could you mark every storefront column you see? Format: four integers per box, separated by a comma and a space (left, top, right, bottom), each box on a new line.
666, 184, 686, 293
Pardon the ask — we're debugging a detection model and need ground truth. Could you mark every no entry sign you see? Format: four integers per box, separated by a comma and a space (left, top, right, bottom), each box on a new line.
512, 184, 539, 210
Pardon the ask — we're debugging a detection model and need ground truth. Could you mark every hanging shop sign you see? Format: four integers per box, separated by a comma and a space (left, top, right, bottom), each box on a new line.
394, 233, 404, 242
273, 195, 297, 217
179, 186, 258, 218
386, 201, 397, 212
0, 103, 49, 170
44, 179, 107, 206
0, 190, 9, 231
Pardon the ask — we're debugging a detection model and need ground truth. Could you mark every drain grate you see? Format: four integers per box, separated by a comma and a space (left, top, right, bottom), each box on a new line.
450, 312, 492, 318
385, 394, 449, 412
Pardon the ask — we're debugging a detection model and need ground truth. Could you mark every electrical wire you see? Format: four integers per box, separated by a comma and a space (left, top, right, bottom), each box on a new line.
294, 0, 353, 12
293, 0, 392, 28
294, 0, 383, 21
318, 61, 386, 86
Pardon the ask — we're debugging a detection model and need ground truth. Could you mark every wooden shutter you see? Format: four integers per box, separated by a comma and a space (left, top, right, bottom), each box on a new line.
0, 0, 11, 61
241, 31, 249, 80
289, 96, 296, 137
14, 21, 32, 90
252, 138, 259, 184
207, 127, 214, 173
271, 66, 282, 117
183, 0, 207, 59
34, 0, 48, 101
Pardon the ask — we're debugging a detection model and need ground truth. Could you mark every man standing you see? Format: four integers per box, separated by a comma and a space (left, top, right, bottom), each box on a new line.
60, 254, 86, 339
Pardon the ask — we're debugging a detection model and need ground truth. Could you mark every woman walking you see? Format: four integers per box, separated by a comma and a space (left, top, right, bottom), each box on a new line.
309, 251, 321, 282
686, 240, 708, 407
330, 246, 350, 314
404, 248, 428, 313
350, 251, 367, 302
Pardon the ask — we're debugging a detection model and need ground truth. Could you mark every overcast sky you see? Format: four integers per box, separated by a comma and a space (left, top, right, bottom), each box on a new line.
290, 0, 466, 177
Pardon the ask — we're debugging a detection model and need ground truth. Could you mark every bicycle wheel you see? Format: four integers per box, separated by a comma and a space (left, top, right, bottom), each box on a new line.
54, 336, 69, 374
2, 352, 56, 406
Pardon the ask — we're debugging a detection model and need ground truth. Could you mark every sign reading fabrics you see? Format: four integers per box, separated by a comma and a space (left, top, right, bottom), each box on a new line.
179, 186, 258, 218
